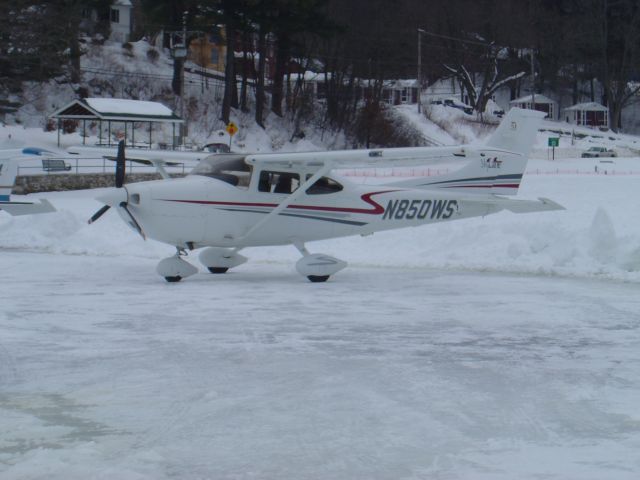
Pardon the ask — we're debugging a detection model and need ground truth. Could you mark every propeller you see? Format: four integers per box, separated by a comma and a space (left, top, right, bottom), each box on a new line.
87, 140, 126, 224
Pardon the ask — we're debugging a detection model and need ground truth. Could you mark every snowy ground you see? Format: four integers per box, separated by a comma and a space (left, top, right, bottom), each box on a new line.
1, 163, 640, 478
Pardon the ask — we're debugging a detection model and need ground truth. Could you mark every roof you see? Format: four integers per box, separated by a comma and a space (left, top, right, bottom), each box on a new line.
113, 0, 133, 6
563, 102, 609, 112
510, 94, 555, 105
49, 98, 183, 123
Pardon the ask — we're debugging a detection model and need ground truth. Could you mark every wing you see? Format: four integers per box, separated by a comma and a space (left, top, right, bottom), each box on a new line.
1, 199, 56, 216
243, 145, 484, 173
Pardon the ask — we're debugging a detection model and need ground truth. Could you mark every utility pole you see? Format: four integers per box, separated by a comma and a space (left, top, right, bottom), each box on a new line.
530, 48, 535, 109
181, 11, 188, 144
417, 28, 425, 114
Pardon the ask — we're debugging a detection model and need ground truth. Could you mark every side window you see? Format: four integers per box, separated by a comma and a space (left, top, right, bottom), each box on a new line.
258, 171, 300, 194
306, 176, 343, 195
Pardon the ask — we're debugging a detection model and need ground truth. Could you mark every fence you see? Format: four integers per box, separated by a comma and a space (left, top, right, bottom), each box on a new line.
17, 156, 189, 177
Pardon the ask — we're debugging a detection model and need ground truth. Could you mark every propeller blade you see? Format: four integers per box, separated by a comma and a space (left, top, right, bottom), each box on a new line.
118, 202, 146, 240
115, 140, 125, 188
88, 205, 111, 224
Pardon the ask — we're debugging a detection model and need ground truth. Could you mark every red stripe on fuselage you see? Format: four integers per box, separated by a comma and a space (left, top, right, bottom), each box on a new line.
161, 190, 398, 215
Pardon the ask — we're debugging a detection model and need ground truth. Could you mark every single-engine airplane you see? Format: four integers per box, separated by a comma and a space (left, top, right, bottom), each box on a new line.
0, 148, 56, 216
88, 108, 563, 282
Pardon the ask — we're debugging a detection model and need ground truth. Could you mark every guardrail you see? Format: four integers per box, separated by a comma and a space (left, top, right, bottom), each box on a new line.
17, 157, 188, 176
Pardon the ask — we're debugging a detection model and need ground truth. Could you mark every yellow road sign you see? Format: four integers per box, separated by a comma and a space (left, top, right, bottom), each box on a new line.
226, 122, 238, 136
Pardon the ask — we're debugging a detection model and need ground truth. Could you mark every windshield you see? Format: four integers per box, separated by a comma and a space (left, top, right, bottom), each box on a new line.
190, 154, 251, 187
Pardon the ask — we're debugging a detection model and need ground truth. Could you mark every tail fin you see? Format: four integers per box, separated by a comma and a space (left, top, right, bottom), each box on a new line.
0, 151, 20, 201
485, 107, 545, 158
388, 107, 544, 196
0, 148, 56, 215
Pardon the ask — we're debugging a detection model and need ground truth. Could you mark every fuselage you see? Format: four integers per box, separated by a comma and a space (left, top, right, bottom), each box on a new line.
121, 171, 500, 250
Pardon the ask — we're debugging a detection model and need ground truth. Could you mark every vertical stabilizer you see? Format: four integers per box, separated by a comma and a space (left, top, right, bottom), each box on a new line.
0, 152, 20, 201
485, 107, 545, 158
388, 107, 544, 195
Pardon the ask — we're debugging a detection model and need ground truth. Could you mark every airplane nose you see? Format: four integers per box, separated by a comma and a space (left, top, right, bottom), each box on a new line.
95, 187, 128, 206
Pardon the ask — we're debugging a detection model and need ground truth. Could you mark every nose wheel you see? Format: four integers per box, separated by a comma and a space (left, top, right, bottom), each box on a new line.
156, 248, 198, 283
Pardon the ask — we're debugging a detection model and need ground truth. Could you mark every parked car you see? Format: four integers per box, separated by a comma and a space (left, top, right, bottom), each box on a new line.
203, 142, 231, 154
581, 146, 617, 158
430, 98, 474, 115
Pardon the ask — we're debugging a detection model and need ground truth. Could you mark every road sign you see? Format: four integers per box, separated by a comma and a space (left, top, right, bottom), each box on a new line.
226, 122, 238, 136
548, 137, 559, 147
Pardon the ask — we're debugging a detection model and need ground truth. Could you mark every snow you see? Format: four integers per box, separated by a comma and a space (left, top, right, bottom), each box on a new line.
3, 106, 640, 478
84, 98, 176, 118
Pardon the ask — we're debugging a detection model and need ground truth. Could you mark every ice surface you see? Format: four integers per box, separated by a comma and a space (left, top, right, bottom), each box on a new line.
1, 255, 639, 479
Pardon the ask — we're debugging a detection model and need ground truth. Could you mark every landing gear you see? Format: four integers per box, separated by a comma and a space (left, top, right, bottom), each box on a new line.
208, 267, 229, 274
294, 243, 346, 283
156, 248, 198, 283
307, 275, 330, 283
199, 247, 248, 274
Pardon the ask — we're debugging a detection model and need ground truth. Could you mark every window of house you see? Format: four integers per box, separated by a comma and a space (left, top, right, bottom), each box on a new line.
110, 8, 120, 23
210, 48, 219, 66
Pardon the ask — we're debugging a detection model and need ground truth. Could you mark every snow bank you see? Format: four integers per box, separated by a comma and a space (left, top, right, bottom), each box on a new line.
2, 172, 640, 283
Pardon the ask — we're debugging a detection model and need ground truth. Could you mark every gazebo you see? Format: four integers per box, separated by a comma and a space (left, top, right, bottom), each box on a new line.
509, 94, 557, 119
49, 98, 184, 148
563, 102, 609, 128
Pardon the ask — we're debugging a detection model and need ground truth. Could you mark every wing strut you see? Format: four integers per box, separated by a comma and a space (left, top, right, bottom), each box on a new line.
236, 163, 332, 244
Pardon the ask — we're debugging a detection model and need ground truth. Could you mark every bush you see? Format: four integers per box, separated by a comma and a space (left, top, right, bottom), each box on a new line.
146, 48, 159, 63
122, 42, 134, 57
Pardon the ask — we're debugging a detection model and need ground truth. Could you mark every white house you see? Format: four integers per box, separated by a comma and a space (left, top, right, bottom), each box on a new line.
110, 0, 133, 43
510, 94, 557, 120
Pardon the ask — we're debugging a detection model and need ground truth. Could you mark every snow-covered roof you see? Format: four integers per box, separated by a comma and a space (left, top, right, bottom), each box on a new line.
50, 98, 183, 123
383, 79, 418, 89
510, 94, 555, 105
563, 102, 609, 112
113, 0, 133, 7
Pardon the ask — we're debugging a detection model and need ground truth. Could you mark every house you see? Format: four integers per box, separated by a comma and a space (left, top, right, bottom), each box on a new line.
382, 80, 418, 105
109, 0, 133, 43
509, 94, 557, 119
563, 102, 609, 128
189, 27, 226, 73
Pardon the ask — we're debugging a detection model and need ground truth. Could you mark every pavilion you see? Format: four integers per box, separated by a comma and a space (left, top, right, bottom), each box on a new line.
49, 97, 184, 148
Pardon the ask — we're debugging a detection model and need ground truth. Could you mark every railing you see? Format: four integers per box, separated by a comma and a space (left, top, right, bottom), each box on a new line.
17, 157, 189, 177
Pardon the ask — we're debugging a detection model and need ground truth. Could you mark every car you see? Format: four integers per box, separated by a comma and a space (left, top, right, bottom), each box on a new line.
581, 146, 617, 158
203, 142, 231, 154
430, 98, 474, 115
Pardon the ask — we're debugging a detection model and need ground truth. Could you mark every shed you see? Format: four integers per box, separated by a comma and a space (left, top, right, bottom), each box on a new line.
49, 98, 184, 148
563, 102, 609, 128
509, 94, 557, 119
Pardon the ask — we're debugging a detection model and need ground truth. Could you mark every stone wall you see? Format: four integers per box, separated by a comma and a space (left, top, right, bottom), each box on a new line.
13, 173, 186, 194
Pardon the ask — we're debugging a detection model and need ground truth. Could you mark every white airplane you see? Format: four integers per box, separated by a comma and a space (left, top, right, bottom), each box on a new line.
0, 148, 56, 216
88, 108, 563, 282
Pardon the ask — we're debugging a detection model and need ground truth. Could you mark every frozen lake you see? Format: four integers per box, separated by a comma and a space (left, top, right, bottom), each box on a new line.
1, 251, 639, 479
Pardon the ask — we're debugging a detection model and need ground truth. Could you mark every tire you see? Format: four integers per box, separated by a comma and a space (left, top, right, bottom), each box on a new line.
165, 276, 182, 283
307, 275, 330, 283
208, 267, 229, 274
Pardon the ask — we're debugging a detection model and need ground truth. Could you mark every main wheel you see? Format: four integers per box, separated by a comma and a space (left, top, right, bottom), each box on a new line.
307, 275, 330, 283
208, 267, 229, 274
165, 276, 182, 283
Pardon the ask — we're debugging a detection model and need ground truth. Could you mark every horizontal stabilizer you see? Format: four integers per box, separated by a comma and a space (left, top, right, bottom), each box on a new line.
0, 199, 56, 216
490, 196, 565, 214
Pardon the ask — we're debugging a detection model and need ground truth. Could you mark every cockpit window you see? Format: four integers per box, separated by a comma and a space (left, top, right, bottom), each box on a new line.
258, 171, 300, 194
306, 176, 343, 195
189, 154, 251, 187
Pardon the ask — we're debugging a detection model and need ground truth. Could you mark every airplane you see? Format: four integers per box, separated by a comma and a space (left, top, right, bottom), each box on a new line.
0, 147, 56, 216
87, 108, 563, 282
